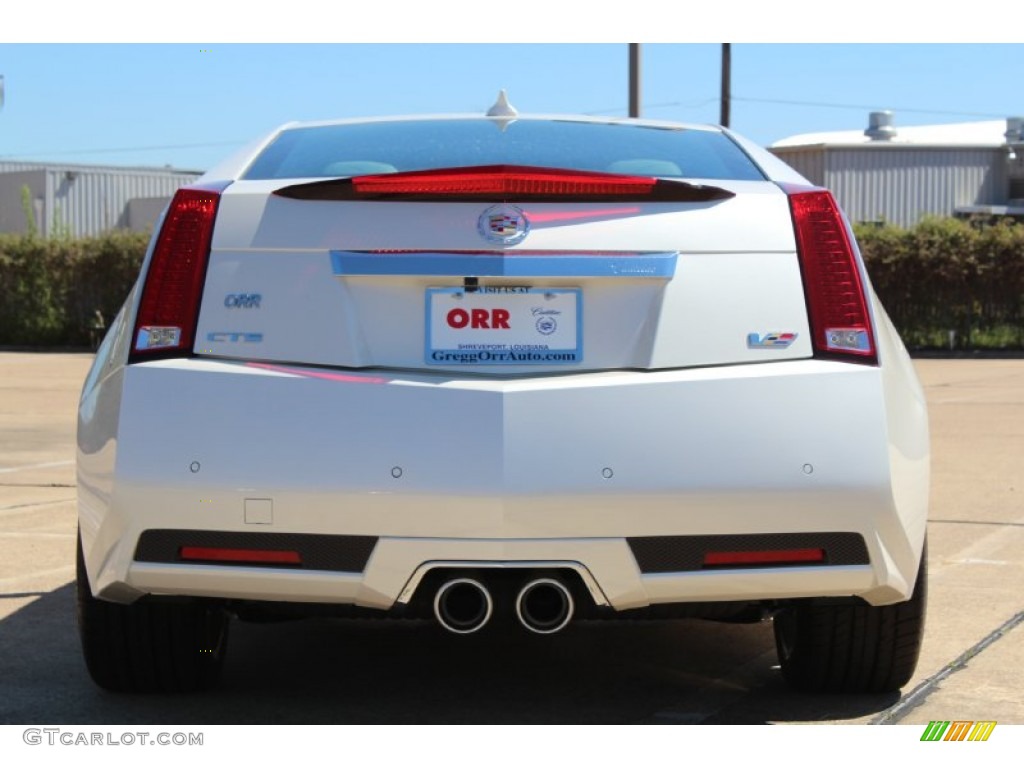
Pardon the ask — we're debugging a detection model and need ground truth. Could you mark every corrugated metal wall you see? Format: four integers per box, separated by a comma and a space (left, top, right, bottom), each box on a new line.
0, 162, 200, 237
824, 148, 1003, 228
770, 148, 826, 186
769, 146, 1005, 228
0, 160, 201, 176
0, 161, 65, 174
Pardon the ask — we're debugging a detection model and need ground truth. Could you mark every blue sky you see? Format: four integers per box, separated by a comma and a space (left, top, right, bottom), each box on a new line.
2, 5, 1022, 171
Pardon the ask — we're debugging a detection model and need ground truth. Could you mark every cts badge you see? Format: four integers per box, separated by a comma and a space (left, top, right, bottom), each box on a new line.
478, 204, 529, 246
747, 332, 797, 349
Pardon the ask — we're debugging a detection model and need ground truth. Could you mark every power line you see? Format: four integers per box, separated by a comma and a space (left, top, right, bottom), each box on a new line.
584, 98, 718, 116
0, 140, 245, 159
586, 96, 1011, 121
1, 97, 1012, 161
731, 96, 1010, 119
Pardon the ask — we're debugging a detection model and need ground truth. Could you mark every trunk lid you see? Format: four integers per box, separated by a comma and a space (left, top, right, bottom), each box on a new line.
195, 178, 811, 373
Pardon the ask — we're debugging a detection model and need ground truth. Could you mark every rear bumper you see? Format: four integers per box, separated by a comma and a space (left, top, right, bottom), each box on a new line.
78, 357, 928, 609
125, 538, 877, 613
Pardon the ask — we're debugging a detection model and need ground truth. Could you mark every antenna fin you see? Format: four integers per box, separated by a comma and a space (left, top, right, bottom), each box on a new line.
486, 89, 518, 118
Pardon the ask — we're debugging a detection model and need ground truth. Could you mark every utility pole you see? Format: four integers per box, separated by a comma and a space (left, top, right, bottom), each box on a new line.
629, 44, 641, 118
720, 44, 731, 128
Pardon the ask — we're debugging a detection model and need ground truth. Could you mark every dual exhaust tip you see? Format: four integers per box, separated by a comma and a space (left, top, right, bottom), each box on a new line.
433, 577, 574, 635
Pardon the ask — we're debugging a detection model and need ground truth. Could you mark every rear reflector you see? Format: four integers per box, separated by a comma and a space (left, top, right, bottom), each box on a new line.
179, 546, 302, 565
783, 185, 877, 363
274, 165, 734, 203
132, 183, 227, 357
703, 548, 826, 567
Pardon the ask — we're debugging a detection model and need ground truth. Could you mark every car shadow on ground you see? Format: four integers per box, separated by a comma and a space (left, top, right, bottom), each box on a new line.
0, 584, 898, 724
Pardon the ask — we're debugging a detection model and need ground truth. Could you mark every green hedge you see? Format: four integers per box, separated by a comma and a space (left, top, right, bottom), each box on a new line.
0, 231, 148, 346
856, 218, 1024, 350
0, 219, 1022, 349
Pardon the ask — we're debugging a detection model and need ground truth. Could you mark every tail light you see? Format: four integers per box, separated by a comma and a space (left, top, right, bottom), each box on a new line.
274, 165, 734, 203
351, 166, 663, 199
131, 183, 228, 358
783, 185, 877, 363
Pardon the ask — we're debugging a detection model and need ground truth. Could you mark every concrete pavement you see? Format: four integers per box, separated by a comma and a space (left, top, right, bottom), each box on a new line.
0, 353, 1021, 724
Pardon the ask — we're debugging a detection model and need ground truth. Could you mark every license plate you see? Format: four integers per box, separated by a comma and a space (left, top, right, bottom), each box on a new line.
426, 287, 582, 365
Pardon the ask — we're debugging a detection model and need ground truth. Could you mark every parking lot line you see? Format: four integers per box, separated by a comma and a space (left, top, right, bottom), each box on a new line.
0, 460, 74, 474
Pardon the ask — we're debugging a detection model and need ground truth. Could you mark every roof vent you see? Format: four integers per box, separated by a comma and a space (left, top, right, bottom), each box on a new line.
865, 111, 897, 141
486, 89, 518, 118
1005, 117, 1024, 143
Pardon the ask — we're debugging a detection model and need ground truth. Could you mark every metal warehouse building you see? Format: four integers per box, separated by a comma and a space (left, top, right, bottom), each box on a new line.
769, 112, 1024, 228
0, 161, 201, 238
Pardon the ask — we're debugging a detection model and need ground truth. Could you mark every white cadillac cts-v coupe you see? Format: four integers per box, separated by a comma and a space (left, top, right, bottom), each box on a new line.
76, 100, 929, 694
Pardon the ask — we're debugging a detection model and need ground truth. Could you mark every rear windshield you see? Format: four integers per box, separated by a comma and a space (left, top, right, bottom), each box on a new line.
243, 119, 765, 182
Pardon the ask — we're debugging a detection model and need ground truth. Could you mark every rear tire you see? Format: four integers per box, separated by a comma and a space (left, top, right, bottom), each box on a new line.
76, 531, 229, 693
773, 541, 927, 694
